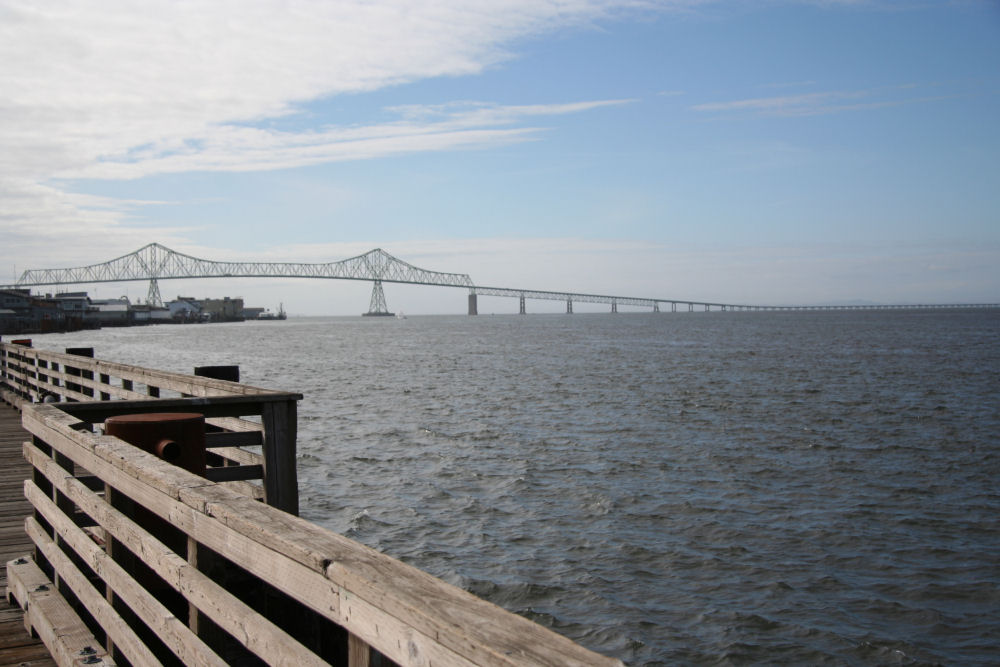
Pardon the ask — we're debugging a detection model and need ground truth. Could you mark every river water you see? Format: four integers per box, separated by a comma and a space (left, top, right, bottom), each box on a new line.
26, 309, 1000, 665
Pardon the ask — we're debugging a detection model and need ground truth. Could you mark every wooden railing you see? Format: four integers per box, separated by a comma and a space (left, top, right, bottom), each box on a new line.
2, 342, 622, 666
1, 340, 300, 514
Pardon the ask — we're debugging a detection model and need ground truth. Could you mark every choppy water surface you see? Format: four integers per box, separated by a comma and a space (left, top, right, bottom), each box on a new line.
31, 310, 1000, 665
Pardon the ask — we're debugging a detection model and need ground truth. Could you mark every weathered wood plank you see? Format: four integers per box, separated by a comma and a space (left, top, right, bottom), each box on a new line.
25, 512, 198, 667
205, 431, 264, 449
0, 403, 51, 667
58, 395, 299, 420
22, 413, 477, 666
25, 443, 326, 667
206, 416, 265, 433
0, 644, 56, 667
3, 344, 298, 399
9, 357, 623, 667
203, 464, 264, 482
6, 555, 116, 666
349, 632, 372, 667
261, 399, 299, 514
24, 403, 622, 666
207, 443, 264, 469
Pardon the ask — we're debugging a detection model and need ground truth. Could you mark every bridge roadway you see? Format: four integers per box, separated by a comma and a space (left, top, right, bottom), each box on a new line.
3, 243, 998, 314
467, 285, 999, 314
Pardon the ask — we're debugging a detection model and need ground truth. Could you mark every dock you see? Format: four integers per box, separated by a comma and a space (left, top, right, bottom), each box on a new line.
0, 402, 54, 666
0, 340, 622, 666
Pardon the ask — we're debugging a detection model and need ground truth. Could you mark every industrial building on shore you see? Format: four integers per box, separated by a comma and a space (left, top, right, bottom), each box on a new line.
0, 289, 282, 335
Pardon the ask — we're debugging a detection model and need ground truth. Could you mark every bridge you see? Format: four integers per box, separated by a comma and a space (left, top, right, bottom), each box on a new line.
3, 243, 997, 315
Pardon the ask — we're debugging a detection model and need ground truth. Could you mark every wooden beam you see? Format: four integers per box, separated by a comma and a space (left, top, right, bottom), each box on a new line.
5, 556, 116, 666
26, 491, 220, 667
18, 396, 623, 667
205, 431, 263, 448
25, 446, 326, 667
261, 400, 298, 515
24, 518, 160, 666
204, 464, 263, 482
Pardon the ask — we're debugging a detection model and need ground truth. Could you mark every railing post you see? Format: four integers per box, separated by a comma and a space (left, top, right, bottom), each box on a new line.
99, 372, 111, 401
30, 434, 54, 575
261, 399, 299, 515
349, 633, 371, 667
65, 347, 95, 399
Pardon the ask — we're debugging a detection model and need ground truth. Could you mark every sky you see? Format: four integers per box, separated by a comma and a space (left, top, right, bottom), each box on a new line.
1, 0, 998, 315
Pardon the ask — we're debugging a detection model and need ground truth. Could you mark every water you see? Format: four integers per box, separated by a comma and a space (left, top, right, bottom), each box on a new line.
26, 310, 1000, 665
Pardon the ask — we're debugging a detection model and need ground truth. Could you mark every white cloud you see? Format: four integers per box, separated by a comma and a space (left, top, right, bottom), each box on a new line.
0, 1, 643, 177
0, 0, 652, 254
57, 99, 634, 179
691, 85, 950, 117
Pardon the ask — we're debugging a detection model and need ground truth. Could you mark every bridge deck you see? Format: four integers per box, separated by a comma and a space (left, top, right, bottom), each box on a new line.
0, 401, 55, 666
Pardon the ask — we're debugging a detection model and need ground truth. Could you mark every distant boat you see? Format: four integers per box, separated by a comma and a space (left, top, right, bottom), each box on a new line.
258, 303, 287, 320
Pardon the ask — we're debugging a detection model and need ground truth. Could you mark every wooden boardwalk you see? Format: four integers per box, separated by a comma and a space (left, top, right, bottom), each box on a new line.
0, 401, 54, 667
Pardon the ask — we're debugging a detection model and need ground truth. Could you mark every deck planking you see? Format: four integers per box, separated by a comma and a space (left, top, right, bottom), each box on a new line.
0, 401, 55, 667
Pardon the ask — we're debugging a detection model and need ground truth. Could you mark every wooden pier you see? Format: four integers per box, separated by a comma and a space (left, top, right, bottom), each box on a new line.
1, 402, 54, 666
1, 340, 621, 667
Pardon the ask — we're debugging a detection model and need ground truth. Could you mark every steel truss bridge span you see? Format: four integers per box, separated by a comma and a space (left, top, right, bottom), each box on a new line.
13, 243, 474, 288
5, 243, 998, 315
10, 243, 474, 310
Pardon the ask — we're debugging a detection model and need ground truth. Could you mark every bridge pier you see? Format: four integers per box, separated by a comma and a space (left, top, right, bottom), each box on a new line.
363, 280, 394, 317
468, 293, 478, 316
653, 303, 659, 313
519, 295, 526, 315
611, 301, 618, 314
566, 299, 573, 314
147, 278, 163, 307
672, 302, 677, 313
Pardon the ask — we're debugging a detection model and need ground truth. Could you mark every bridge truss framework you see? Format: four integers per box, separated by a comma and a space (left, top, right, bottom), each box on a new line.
3, 243, 997, 315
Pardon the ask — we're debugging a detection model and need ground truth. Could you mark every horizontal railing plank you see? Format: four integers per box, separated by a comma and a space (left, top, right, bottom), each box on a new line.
6, 346, 621, 666
204, 464, 264, 482
207, 445, 263, 466
24, 443, 325, 667
3, 345, 293, 399
205, 431, 264, 448
6, 556, 118, 667
26, 487, 223, 667
22, 402, 622, 667
24, 516, 162, 666
58, 396, 299, 421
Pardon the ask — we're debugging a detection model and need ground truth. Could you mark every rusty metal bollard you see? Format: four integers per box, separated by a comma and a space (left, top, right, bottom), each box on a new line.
103, 413, 208, 605
104, 412, 207, 476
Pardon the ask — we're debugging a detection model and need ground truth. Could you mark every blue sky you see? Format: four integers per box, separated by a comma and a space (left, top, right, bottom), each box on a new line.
1, 0, 997, 314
